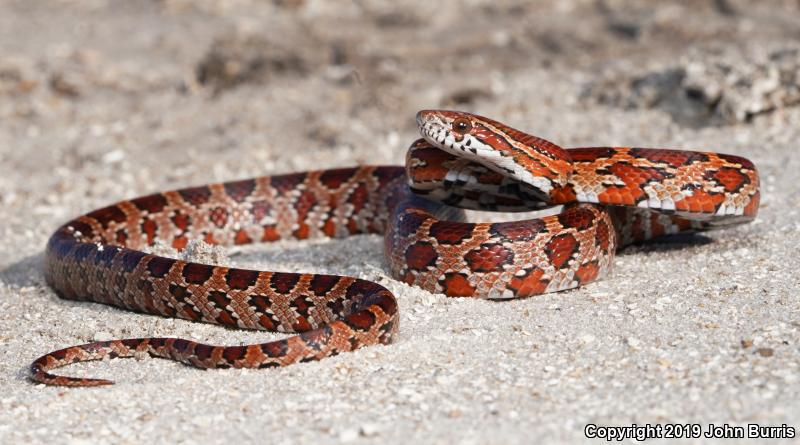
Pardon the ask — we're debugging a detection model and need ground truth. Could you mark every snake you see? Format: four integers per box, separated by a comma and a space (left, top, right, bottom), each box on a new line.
30, 110, 760, 386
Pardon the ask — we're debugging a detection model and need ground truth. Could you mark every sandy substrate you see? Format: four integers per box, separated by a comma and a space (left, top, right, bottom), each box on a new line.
1, 1, 798, 444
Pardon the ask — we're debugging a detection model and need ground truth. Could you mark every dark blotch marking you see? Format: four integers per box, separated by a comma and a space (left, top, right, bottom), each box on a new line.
628, 148, 710, 168
261, 340, 289, 358
404, 241, 439, 271
87, 205, 127, 225
131, 193, 168, 214
65, 220, 94, 238
576, 261, 600, 284
567, 147, 616, 162
310, 275, 340, 296
362, 292, 397, 316
48, 349, 69, 360
181, 263, 214, 284
93, 245, 120, 266
327, 298, 345, 317
718, 153, 756, 170
544, 233, 579, 269
171, 212, 191, 232
709, 167, 749, 193
606, 162, 670, 188
428, 221, 473, 245
291, 296, 312, 316
122, 338, 146, 348
181, 303, 203, 322
439, 272, 475, 297
270, 173, 306, 194
396, 212, 428, 238
119, 249, 147, 273
222, 346, 246, 363
490, 219, 546, 242
269, 273, 301, 294
301, 326, 332, 351
557, 206, 596, 231
225, 268, 260, 290
141, 219, 158, 243
115, 229, 128, 245
345, 280, 385, 305
171, 338, 191, 352
464, 244, 514, 272
193, 343, 214, 361
224, 180, 256, 203
248, 294, 270, 313
72, 242, 99, 262
319, 168, 356, 189
169, 283, 190, 299
178, 186, 212, 206
207, 290, 231, 309
345, 310, 377, 331
146, 257, 176, 278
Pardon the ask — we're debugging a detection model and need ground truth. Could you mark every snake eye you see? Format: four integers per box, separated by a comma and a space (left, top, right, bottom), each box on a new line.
452, 117, 472, 135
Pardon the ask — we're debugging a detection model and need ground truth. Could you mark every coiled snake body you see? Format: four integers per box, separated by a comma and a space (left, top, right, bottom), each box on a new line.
31, 110, 760, 386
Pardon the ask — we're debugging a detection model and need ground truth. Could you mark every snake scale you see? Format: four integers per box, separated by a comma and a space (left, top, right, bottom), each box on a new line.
31, 110, 760, 386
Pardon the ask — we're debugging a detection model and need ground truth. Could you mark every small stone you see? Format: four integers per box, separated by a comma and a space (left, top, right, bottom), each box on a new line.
756, 347, 774, 357
102, 150, 126, 164
359, 423, 380, 437
338, 428, 358, 442
49, 72, 80, 97
741, 339, 753, 348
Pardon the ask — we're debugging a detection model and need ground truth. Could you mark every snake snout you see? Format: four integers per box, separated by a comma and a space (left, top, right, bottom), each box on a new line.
415, 110, 450, 145
415, 110, 435, 127
415, 110, 440, 137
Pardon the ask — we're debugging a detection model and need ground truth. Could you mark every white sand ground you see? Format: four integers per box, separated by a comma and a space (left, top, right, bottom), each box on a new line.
0, 1, 798, 444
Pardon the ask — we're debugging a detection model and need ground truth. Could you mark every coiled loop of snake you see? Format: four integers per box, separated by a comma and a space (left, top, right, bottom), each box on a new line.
30, 110, 759, 386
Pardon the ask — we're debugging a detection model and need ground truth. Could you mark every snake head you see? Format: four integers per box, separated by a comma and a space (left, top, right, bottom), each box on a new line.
415, 110, 571, 199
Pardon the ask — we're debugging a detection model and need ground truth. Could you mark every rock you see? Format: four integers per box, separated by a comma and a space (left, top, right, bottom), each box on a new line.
359, 422, 380, 437
49, 72, 81, 98
755, 347, 774, 357
180, 240, 231, 266
0, 63, 37, 96
196, 32, 312, 93
338, 428, 358, 442
582, 44, 800, 126
442, 87, 493, 107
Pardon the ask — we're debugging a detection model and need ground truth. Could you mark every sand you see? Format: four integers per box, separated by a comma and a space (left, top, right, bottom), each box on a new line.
0, 1, 798, 444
